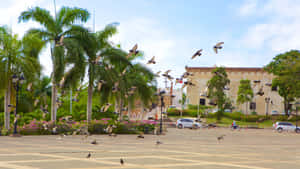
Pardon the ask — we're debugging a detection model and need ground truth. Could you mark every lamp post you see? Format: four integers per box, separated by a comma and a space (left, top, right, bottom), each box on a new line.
158, 90, 166, 135
265, 97, 271, 116
11, 74, 25, 136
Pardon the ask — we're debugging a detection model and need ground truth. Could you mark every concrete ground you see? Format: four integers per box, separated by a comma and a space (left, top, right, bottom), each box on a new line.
0, 128, 300, 169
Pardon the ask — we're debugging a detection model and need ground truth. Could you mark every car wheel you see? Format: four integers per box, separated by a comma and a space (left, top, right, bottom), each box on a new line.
277, 128, 283, 133
295, 128, 300, 133
178, 124, 183, 129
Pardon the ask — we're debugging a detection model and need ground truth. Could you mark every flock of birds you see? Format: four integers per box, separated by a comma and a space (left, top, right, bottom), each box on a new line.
30, 41, 228, 115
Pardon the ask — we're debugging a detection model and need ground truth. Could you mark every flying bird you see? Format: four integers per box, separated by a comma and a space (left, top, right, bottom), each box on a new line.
97, 80, 106, 91
213, 42, 224, 54
182, 72, 193, 78
112, 82, 119, 93
101, 103, 112, 112
127, 44, 139, 58
34, 99, 39, 107
55, 35, 64, 46
86, 152, 91, 158
191, 49, 203, 59
72, 93, 79, 102
155, 71, 161, 77
257, 86, 264, 96
147, 56, 156, 64
59, 77, 65, 88
26, 83, 33, 91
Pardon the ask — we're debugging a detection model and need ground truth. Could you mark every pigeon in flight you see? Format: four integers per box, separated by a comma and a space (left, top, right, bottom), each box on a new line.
26, 83, 33, 92
155, 71, 161, 77
127, 44, 139, 58
191, 49, 203, 59
257, 86, 264, 96
101, 103, 112, 112
97, 80, 106, 91
147, 56, 156, 64
213, 42, 224, 54
182, 72, 193, 78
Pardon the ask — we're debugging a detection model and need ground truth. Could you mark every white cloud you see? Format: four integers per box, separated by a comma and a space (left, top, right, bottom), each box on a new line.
238, 0, 258, 16
240, 0, 300, 53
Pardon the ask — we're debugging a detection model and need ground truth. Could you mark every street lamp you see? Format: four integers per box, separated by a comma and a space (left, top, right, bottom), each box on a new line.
265, 97, 271, 116
11, 74, 25, 136
156, 90, 166, 135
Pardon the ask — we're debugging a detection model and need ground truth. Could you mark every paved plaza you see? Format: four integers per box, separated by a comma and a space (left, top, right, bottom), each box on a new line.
0, 128, 300, 169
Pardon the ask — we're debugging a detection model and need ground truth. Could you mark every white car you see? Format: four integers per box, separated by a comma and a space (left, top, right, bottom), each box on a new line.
176, 118, 201, 129
273, 122, 300, 133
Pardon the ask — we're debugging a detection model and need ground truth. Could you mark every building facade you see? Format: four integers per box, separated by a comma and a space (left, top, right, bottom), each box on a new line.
185, 67, 285, 115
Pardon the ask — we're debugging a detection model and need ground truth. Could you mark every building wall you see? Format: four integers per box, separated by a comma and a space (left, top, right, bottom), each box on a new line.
186, 67, 284, 115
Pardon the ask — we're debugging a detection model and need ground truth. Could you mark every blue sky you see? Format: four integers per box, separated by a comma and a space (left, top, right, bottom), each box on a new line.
1, 0, 300, 87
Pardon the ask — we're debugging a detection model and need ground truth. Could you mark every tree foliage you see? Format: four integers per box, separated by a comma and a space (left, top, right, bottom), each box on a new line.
265, 50, 300, 115
207, 67, 230, 121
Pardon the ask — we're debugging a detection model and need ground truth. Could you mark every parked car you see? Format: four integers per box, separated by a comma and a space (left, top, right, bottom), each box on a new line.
273, 122, 300, 133
176, 118, 201, 129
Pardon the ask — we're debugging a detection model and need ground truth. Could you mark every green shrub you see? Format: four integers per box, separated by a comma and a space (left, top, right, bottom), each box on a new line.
251, 112, 257, 115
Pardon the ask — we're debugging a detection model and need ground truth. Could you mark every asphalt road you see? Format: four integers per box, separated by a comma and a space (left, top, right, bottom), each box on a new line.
0, 128, 299, 169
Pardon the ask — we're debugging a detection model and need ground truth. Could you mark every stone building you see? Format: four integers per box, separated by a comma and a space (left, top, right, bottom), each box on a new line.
185, 66, 285, 115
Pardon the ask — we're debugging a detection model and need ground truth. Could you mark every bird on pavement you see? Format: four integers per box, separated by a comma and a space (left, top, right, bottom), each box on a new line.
217, 135, 225, 142
147, 56, 156, 64
137, 134, 144, 139
86, 152, 91, 158
213, 42, 224, 54
156, 140, 163, 145
120, 158, 124, 165
91, 139, 98, 145
191, 49, 203, 59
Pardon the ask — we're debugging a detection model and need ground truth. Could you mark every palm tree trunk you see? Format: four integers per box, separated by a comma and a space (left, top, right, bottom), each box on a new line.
141, 102, 145, 120
119, 98, 123, 121
4, 81, 11, 130
51, 82, 57, 122
87, 83, 93, 123
128, 103, 132, 120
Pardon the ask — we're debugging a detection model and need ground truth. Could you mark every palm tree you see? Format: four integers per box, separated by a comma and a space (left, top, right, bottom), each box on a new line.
0, 26, 43, 129
19, 6, 90, 122
60, 24, 131, 123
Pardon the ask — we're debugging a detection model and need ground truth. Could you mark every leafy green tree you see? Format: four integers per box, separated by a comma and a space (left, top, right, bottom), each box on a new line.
0, 26, 43, 129
265, 50, 300, 115
236, 79, 253, 116
19, 6, 90, 122
207, 67, 230, 121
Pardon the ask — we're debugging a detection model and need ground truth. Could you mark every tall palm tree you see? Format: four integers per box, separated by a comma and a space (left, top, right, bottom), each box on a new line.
19, 6, 90, 122
0, 26, 43, 129
60, 24, 131, 123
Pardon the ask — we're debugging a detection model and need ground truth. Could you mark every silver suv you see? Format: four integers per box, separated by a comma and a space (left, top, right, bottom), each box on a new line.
273, 122, 300, 133
176, 118, 201, 129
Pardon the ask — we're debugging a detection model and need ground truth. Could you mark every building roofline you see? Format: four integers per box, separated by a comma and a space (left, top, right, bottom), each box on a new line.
185, 66, 265, 72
